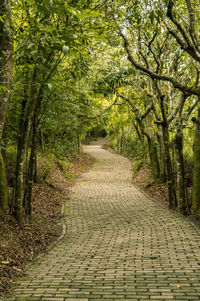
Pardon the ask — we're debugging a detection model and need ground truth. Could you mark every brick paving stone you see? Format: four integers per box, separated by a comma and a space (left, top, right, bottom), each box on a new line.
2, 145, 200, 301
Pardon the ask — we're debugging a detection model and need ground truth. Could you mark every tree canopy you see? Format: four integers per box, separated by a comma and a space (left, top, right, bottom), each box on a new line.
1, 0, 200, 225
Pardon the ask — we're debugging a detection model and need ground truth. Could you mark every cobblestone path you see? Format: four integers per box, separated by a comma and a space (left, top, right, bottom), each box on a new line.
4, 145, 200, 301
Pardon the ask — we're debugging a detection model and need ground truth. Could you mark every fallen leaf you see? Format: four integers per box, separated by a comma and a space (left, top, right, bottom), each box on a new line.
13, 266, 22, 272
1, 261, 10, 265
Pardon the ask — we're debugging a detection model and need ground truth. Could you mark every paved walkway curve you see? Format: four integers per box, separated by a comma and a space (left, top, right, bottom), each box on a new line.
4, 145, 200, 301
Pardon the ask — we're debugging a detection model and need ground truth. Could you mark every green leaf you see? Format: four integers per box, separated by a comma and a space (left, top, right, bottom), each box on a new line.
1, 261, 10, 265
149, 11, 154, 24
0, 85, 8, 95
0, 15, 6, 22
37, 5, 49, 15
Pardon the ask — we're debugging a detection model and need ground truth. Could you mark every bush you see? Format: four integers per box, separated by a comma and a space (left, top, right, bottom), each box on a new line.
36, 153, 56, 183
4, 145, 17, 187
132, 158, 143, 179
56, 158, 76, 182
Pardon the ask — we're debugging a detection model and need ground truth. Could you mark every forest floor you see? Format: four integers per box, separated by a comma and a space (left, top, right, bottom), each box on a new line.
133, 160, 200, 229
0, 153, 94, 298
133, 163, 169, 208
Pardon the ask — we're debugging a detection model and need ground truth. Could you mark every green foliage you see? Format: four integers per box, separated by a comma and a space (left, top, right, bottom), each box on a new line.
0, 85, 8, 95
3, 145, 16, 187
36, 153, 56, 183
132, 158, 143, 179
57, 158, 75, 182
1, 0, 200, 222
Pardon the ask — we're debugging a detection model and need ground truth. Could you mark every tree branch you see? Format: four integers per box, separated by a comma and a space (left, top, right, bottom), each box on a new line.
185, 0, 200, 54
117, 93, 153, 120
185, 97, 200, 122
167, 93, 188, 124
166, 0, 200, 62
116, 22, 200, 96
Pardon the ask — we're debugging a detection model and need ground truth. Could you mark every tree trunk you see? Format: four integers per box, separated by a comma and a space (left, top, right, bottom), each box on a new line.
135, 116, 160, 180
158, 94, 177, 208
13, 70, 30, 226
156, 125, 166, 181
118, 124, 124, 154
77, 132, 81, 153
133, 120, 143, 142
0, 0, 13, 211
174, 123, 187, 214
162, 122, 177, 208
24, 93, 42, 217
147, 136, 160, 180
33, 153, 37, 183
13, 118, 29, 226
192, 108, 200, 215
25, 127, 37, 217
0, 152, 7, 211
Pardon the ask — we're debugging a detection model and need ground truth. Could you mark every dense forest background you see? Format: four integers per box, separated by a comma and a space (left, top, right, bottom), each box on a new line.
1, 0, 200, 228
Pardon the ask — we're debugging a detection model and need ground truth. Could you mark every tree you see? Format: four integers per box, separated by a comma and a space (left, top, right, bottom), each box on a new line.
0, 0, 13, 211
96, 0, 199, 212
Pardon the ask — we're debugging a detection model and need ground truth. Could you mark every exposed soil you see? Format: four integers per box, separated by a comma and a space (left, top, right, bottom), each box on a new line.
0, 153, 94, 298
133, 165, 169, 208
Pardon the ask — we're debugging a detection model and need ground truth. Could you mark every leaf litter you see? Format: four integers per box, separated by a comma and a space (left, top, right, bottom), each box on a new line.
0, 153, 94, 298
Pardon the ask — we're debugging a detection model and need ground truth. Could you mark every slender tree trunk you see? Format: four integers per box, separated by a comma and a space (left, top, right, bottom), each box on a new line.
159, 95, 177, 208
38, 129, 45, 152
13, 116, 29, 223
135, 116, 160, 180
13, 65, 38, 225
33, 153, 37, 183
24, 93, 43, 217
24, 110, 37, 217
161, 121, 177, 208
156, 126, 166, 181
0, 152, 7, 211
174, 122, 187, 214
0, 0, 13, 211
192, 108, 200, 215
13, 70, 30, 226
146, 136, 160, 180
133, 120, 143, 143
25, 124, 37, 217
118, 124, 124, 154
77, 132, 80, 153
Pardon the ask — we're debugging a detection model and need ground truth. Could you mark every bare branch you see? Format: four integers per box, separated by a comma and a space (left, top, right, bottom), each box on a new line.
117, 93, 153, 120
147, 39, 160, 73
137, 27, 150, 69
185, 97, 200, 122
116, 23, 200, 96
167, 93, 188, 124
166, 0, 200, 62
185, 0, 200, 53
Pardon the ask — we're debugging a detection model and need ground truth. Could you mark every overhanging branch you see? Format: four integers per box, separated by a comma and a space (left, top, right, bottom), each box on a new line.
115, 21, 200, 97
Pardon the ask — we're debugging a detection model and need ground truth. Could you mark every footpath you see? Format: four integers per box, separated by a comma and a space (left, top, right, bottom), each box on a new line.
3, 145, 200, 301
